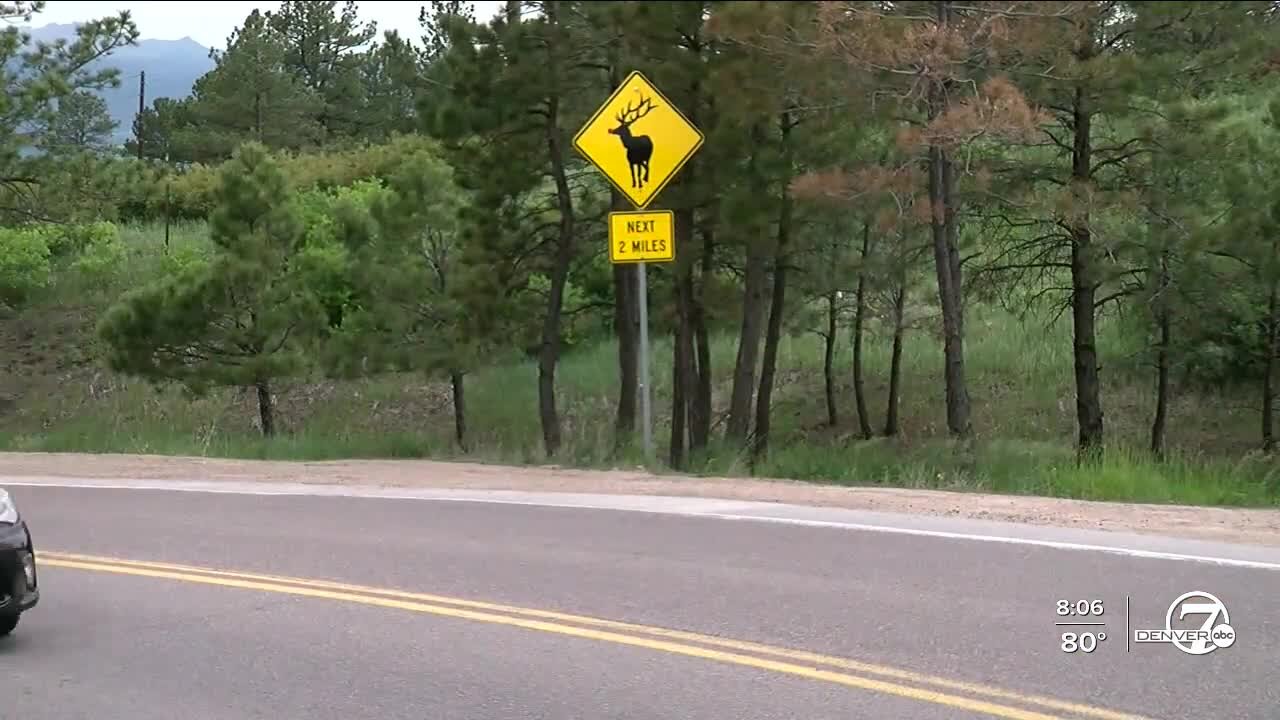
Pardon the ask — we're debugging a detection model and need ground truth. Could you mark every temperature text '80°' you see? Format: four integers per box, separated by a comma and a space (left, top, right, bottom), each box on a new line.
1061, 631, 1108, 653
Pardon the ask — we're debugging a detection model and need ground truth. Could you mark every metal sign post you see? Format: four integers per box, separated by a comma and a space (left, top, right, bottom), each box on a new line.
607, 210, 673, 461
573, 71, 704, 462
636, 261, 652, 459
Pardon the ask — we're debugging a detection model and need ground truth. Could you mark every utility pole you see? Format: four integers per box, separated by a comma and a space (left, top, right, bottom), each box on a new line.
164, 153, 172, 254
136, 70, 146, 160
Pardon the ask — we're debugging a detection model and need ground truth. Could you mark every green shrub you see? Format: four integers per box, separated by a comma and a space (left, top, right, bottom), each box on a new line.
157, 241, 214, 277
293, 178, 387, 248
70, 224, 128, 284
0, 226, 53, 307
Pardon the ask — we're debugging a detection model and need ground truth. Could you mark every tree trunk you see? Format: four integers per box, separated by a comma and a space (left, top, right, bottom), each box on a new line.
753, 213, 791, 461
927, 0, 972, 442
669, 205, 700, 469
824, 288, 839, 427
255, 379, 275, 438
1150, 251, 1170, 460
752, 110, 794, 460
253, 91, 263, 141
691, 214, 713, 453
885, 272, 907, 437
852, 221, 873, 439
537, 21, 574, 459
727, 125, 769, 443
611, 220, 639, 451
613, 261, 638, 442
1070, 84, 1104, 458
536, 264, 570, 460
670, 277, 694, 469
928, 142, 972, 440
669, 341, 687, 468
689, 22, 714, 456
606, 55, 637, 449
451, 369, 468, 453
727, 232, 769, 442
1263, 278, 1278, 453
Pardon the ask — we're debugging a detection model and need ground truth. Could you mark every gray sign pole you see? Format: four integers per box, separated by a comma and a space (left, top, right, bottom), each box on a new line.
636, 261, 652, 462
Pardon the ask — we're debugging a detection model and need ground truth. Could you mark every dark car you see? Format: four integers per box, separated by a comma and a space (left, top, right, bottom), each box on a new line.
0, 488, 39, 637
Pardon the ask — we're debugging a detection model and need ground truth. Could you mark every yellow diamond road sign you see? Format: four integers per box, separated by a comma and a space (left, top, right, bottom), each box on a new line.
574, 71, 704, 210
609, 210, 674, 264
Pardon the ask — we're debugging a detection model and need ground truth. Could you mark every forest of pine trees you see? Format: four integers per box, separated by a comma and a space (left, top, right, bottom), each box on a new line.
3, 1, 1280, 504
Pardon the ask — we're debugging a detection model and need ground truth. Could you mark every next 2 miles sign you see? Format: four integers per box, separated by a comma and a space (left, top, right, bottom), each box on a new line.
609, 210, 674, 264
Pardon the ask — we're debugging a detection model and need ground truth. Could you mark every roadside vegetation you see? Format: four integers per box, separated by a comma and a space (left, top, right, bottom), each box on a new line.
3, 1, 1280, 508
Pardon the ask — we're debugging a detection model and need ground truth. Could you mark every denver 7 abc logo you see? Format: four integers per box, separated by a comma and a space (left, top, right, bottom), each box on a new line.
1134, 591, 1236, 656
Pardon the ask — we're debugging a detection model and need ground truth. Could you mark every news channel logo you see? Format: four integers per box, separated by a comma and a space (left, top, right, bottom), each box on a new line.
1133, 590, 1236, 656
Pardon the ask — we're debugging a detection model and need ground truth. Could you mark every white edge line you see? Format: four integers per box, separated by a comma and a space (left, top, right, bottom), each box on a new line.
10, 478, 1280, 572
707, 513, 1280, 571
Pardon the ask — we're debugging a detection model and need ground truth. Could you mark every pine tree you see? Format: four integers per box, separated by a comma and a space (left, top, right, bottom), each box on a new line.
737, 1, 1047, 448
125, 98, 197, 163
184, 10, 324, 162
36, 90, 117, 155
265, 0, 379, 140
97, 143, 331, 437
1, 1, 137, 222
424, 0, 598, 459
327, 144, 476, 450
567, 0, 643, 453
356, 31, 424, 142
793, 2, 1048, 445
1209, 95, 1280, 452
972, 0, 1273, 458
614, 0, 728, 464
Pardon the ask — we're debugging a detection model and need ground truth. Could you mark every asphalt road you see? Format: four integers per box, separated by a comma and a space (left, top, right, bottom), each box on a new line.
3, 483, 1278, 720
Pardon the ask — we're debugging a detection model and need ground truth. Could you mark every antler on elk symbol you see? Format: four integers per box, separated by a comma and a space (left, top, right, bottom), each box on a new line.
608, 92, 658, 190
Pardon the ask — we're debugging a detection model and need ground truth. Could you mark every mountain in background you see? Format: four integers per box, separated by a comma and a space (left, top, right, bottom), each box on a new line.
22, 23, 216, 144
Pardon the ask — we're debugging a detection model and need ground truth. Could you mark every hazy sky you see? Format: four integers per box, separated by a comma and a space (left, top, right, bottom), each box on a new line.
26, 1, 504, 48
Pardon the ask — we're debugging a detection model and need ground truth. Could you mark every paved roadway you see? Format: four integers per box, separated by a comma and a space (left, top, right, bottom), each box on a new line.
3, 482, 1279, 720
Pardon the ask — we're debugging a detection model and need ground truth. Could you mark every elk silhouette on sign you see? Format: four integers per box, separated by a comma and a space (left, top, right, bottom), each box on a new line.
609, 93, 658, 190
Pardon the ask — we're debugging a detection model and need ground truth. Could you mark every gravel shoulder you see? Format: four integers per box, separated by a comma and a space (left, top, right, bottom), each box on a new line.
5, 451, 1280, 547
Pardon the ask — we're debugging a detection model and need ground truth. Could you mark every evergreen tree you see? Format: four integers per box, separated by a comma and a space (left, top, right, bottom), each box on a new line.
611, 0, 722, 465
972, 0, 1273, 458
97, 143, 331, 437
36, 90, 117, 155
425, 0, 599, 459
1207, 95, 1280, 452
794, 1, 1050, 445
328, 144, 477, 450
184, 10, 324, 162
265, 0, 379, 140
355, 31, 424, 142
125, 97, 198, 163
0, 1, 137, 221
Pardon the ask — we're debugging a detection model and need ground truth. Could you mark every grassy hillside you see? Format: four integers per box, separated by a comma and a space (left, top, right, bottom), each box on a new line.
1, 221, 1277, 508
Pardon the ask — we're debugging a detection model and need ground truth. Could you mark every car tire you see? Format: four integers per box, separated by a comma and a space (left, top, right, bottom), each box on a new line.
0, 615, 17, 637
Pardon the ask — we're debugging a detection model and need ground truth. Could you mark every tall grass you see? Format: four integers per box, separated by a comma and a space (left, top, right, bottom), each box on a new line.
1, 221, 1276, 508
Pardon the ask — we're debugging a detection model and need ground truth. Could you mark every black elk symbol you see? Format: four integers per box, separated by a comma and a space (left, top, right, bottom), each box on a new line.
609, 93, 658, 190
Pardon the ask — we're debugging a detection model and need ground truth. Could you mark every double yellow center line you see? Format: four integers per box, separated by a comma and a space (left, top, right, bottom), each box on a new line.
40, 550, 1151, 720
